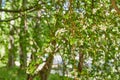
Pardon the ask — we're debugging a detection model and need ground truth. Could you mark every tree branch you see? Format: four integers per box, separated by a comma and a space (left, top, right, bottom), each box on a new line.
0, 3, 39, 13
111, 0, 120, 14
0, 16, 20, 22
0, 14, 41, 22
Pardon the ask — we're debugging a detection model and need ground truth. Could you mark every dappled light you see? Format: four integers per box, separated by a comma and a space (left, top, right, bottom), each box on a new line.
0, 0, 120, 80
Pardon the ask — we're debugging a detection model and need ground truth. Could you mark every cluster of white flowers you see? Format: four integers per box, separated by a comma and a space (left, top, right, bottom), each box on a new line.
85, 57, 93, 68
55, 28, 67, 36
45, 46, 52, 53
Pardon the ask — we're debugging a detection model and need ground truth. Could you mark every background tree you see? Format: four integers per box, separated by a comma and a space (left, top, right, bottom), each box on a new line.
0, 0, 120, 80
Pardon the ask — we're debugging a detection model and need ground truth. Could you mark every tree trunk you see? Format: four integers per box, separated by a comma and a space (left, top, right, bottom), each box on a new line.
8, 26, 15, 67
27, 51, 54, 80
27, 74, 33, 80
0, 0, 2, 8
78, 52, 84, 73
19, 0, 27, 69
39, 54, 54, 80
38, 40, 56, 80
7, 0, 16, 68
0, 0, 2, 20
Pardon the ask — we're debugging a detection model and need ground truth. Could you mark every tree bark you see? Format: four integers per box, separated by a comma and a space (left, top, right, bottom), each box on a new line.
38, 40, 56, 80
111, 0, 120, 14
19, 0, 27, 69
27, 74, 33, 80
39, 54, 54, 80
0, 0, 2, 8
0, 0, 2, 20
78, 52, 84, 73
8, 26, 15, 67
7, 0, 15, 68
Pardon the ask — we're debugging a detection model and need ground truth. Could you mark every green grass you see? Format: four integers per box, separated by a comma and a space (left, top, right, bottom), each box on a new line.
0, 67, 26, 80
48, 74, 73, 80
0, 67, 73, 80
